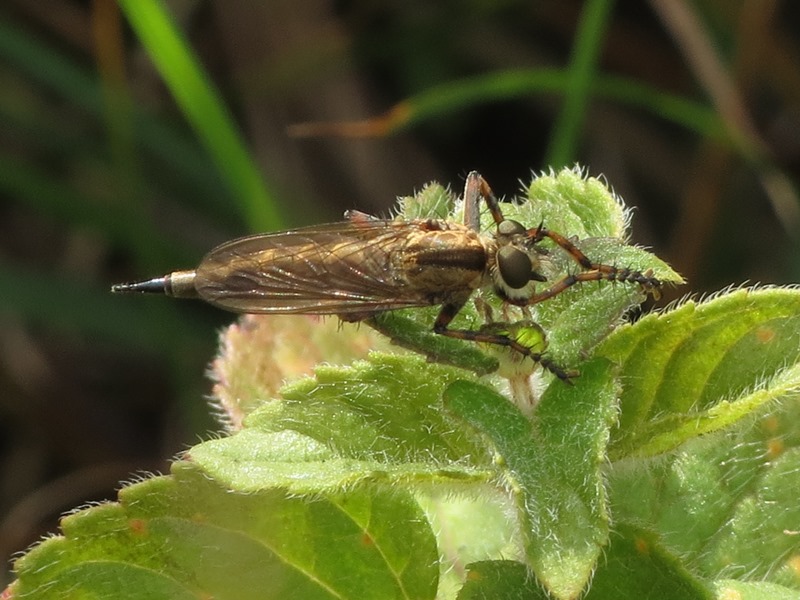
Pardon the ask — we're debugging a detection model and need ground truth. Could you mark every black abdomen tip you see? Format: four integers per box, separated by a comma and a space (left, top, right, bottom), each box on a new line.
110, 277, 168, 294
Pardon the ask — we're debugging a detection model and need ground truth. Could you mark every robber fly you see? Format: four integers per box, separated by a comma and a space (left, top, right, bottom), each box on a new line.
112, 172, 662, 381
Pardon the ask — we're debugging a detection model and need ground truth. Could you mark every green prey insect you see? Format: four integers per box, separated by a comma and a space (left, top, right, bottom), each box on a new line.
112, 172, 662, 381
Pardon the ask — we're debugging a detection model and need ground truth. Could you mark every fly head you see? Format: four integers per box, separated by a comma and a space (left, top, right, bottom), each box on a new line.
491, 219, 547, 304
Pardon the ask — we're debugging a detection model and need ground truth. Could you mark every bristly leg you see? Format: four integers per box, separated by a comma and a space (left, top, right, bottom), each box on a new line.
522, 265, 662, 306
462, 171, 509, 232
522, 226, 663, 304
431, 299, 577, 382
468, 172, 506, 225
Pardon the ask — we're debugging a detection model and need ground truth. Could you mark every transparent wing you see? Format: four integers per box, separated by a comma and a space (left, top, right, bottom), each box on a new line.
195, 220, 441, 315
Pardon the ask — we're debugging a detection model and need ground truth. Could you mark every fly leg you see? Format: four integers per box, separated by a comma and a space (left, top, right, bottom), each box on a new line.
462, 171, 507, 232
432, 298, 577, 381
526, 225, 663, 304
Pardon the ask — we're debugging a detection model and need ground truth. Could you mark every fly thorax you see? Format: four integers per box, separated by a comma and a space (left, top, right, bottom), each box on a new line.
491, 219, 542, 303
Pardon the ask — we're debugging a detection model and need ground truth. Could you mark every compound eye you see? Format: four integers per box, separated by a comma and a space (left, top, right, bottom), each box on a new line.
497, 246, 532, 289
497, 220, 526, 236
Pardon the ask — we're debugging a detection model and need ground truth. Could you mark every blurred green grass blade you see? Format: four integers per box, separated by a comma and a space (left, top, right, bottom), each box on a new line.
0, 15, 238, 227
594, 74, 726, 137
117, 0, 283, 232
402, 69, 567, 120
390, 70, 726, 142
545, 0, 616, 167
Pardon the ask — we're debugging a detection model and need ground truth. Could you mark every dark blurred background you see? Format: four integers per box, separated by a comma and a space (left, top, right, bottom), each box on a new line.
1, 0, 799, 582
